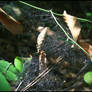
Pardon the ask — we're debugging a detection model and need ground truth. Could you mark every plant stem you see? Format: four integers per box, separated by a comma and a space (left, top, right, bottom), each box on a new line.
19, 1, 92, 23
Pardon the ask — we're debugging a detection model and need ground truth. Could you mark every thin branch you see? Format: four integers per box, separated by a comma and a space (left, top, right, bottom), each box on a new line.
21, 56, 63, 91
19, 1, 92, 23
15, 80, 23, 91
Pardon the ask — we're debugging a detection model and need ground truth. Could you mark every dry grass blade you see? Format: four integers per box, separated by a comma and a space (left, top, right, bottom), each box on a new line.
15, 80, 23, 91
21, 56, 63, 91
0, 8, 23, 35
63, 10, 81, 42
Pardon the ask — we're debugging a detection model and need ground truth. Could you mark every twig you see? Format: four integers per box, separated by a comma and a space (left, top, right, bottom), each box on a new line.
19, 1, 92, 23
15, 80, 23, 91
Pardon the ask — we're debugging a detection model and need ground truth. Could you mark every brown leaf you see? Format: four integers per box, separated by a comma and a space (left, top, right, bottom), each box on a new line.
63, 10, 81, 42
78, 41, 92, 57
0, 8, 23, 35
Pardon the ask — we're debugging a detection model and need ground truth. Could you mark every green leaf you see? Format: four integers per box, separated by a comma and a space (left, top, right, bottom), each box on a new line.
4, 70, 18, 82
0, 72, 11, 91
84, 71, 92, 85
0, 60, 18, 74
14, 56, 23, 73
0, 60, 18, 82
0, 60, 10, 70
8, 65, 18, 74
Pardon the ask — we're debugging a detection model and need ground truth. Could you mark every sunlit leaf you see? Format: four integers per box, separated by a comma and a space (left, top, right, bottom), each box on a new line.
14, 56, 23, 73
63, 10, 81, 42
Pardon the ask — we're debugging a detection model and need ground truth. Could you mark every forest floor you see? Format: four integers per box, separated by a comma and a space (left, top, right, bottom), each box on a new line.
0, 1, 92, 91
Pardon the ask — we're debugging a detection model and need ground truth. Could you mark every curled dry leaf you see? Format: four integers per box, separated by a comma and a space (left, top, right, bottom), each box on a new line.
0, 8, 23, 35
37, 27, 48, 53
63, 10, 81, 42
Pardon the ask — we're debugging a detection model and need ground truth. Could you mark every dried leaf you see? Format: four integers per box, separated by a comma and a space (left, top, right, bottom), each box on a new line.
37, 27, 48, 52
79, 41, 92, 57
0, 8, 23, 35
39, 50, 47, 65
63, 10, 81, 42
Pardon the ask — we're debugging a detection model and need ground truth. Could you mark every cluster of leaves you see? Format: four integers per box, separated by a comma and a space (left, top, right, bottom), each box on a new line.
0, 56, 23, 91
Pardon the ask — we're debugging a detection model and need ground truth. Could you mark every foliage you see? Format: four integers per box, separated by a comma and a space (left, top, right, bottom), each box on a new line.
0, 1, 92, 91
14, 56, 23, 73
0, 56, 23, 91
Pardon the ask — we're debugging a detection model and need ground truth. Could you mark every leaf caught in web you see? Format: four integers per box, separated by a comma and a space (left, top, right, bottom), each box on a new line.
63, 10, 81, 42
